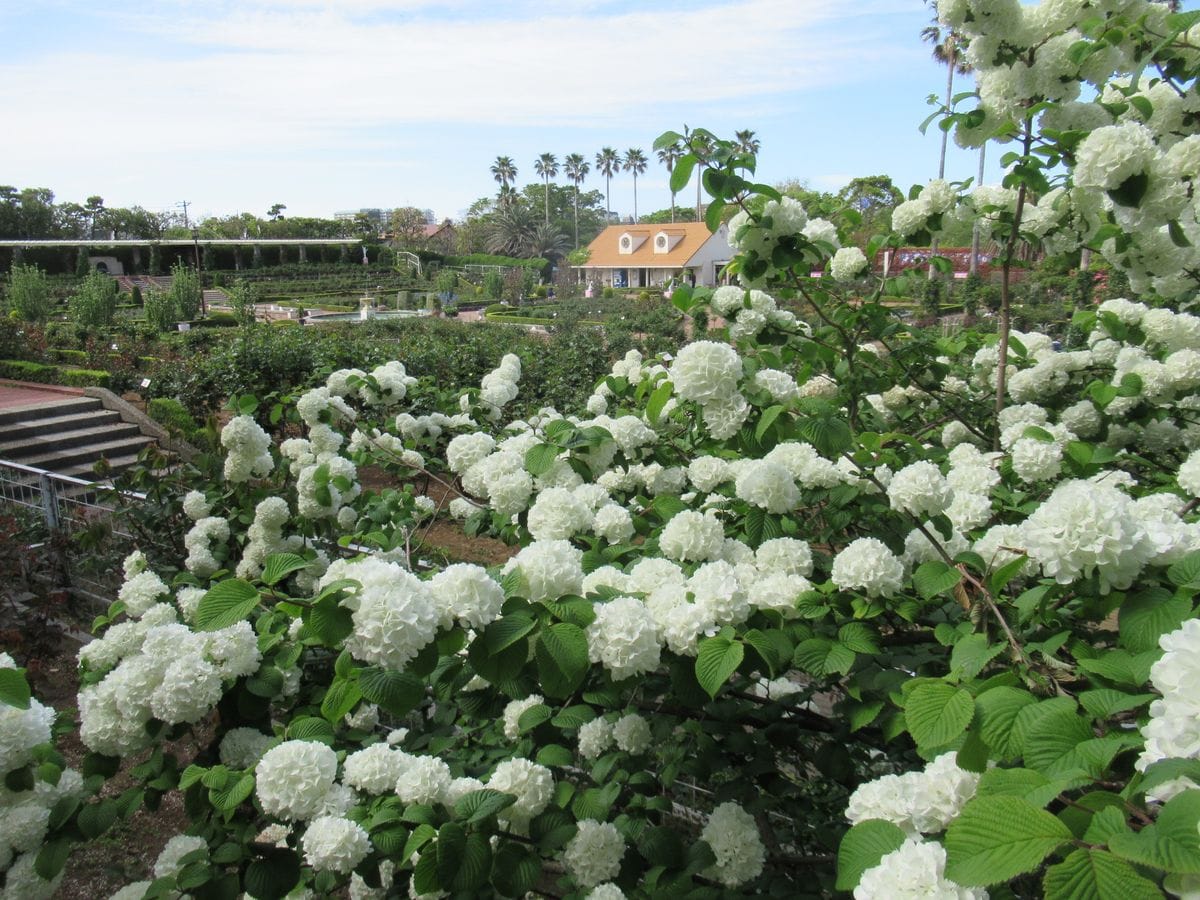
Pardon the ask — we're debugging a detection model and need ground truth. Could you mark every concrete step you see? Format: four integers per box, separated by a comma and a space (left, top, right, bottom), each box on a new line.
0, 397, 102, 429
16, 435, 153, 474
0, 420, 144, 460
1, 409, 124, 444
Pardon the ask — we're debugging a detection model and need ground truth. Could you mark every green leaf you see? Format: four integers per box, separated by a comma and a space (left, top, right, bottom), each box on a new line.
793, 637, 856, 677
1108, 173, 1149, 208
695, 635, 744, 699
194, 579, 260, 631
837, 622, 879, 655
705, 198, 727, 232
836, 820, 908, 891
455, 788, 517, 824
1043, 848, 1163, 900
0, 667, 31, 709
912, 560, 963, 600
743, 629, 784, 678
536, 744, 573, 768
484, 615, 537, 654
1077, 651, 1158, 687
302, 595, 354, 647
358, 667, 424, 717
530, 807, 578, 851
210, 772, 255, 812
755, 404, 786, 442
320, 677, 362, 724
243, 848, 301, 900
950, 634, 1005, 681
646, 381, 674, 424
491, 841, 541, 897
1078, 689, 1155, 720
944, 796, 1073, 885
1170, 551, 1200, 590
905, 682, 975, 751
517, 704, 552, 733
524, 443, 560, 477
285, 717, 334, 744
550, 704, 596, 729
536, 622, 589, 699
371, 824, 408, 856
798, 415, 852, 456
34, 838, 72, 881
1119, 588, 1191, 653
77, 799, 119, 839
1139, 759, 1200, 798
260, 553, 310, 587
1108, 790, 1200, 874
436, 821, 466, 888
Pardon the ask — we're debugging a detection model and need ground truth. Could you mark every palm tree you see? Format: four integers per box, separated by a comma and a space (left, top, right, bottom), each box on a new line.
656, 141, 684, 223
921, 19, 972, 181
623, 148, 648, 223
691, 133, 714, 222
595, 147, 621, 221
733, 130, 761, 155
564, 153, 590, 248
490, 156, 518, 204
534, 153, 559, 225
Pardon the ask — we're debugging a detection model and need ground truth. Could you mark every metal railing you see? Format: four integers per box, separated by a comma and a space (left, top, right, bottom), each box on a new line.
0, 458, 145, 604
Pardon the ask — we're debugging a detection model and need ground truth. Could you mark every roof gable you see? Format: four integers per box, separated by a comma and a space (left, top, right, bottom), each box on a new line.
579, 222, 727, 269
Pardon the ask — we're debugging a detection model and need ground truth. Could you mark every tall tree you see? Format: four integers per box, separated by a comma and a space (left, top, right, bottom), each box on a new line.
921, 15, 972, 182
656, 141, 684, 223
691, 134, 714, 221
534, 153, 559, 225
595, 147, 620, 220
490, 156, 518, 204
268, 203, 287, 221
623, 148, 648, 224
84, 195, 105, 239
564, 153, 590, 248
733, 130, 761, 154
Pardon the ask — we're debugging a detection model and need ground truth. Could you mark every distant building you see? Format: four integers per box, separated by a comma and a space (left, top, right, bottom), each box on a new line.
420, 221, 456, 254
334, 208, 387, 224
574, 222, 732, 289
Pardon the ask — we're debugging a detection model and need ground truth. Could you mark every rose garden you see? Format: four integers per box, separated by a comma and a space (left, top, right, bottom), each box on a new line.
4, 1, 1200, 898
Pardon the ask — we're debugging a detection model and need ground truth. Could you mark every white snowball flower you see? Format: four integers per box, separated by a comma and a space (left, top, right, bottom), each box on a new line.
488, 759, 554, 825
344, 744, 409, 795
153, 834, 208, 879
659, 510, 725, 562
830, 246, 869, 282
670, 341, 743, 404
255, 741, 338, 821
302, 815, 371, 873
395, 755, 452, 806
1179, 449, 1200, 497
612, 713, 651, 754
756, 537, 814, 577
845, 752, 980, 836
578, 717, 615, 760
1010, 437, 1063, 483
587, 597, 661, 681
564, 819, 625, 889
888, 461, 952, 517
701, 801, 765, 888
734, 459, 800, 513
220, 415, 274, 483
0, 698, 55, 774
429, 563, 505, 631
503, 539, 585, 602
503, 695, 545, 741
831, 538, 905, 598
181, 490, 211, 521
855, 839, 985, 900
593, 503, 635, 545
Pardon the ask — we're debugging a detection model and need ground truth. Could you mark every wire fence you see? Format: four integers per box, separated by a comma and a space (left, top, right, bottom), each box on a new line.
0, 458, 144, 606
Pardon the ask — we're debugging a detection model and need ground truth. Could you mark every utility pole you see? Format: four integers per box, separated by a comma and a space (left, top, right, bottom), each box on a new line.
177, 200, 190, 229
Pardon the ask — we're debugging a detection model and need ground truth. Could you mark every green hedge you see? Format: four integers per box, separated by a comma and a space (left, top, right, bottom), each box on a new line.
60, 368, 112, 388
0, 358, 112, 388
148, 397, 198, 436
48, 348, 88, 363
0, 359, 58, 383
485, 315, 554, 326
444, 254, 548, 272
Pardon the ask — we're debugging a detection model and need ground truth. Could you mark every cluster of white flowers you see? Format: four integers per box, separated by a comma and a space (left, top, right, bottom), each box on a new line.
479, 353, 523, 419
855, 839, 986, 900
183, 515, 230, 578
1136, 619, 1200, 801
502, 540, 585, 602
586, 597, 661, 681
700, 801, 765, 887
564, 819, 625, 888
320, 557, 439, 670
220, 415, 274, 483
577, 716, 615, 759
153, 833, 208, 879
256, 740, 339, 821
79, 608, 260, 754
116, 567, 171, 618
237, 496, 299, 579
429, 563, 505, 631
845, 752, 981, 836
502, 695, 545, 741
487, 758, 554, 826
302, 815, 371, 873
612, 713, 651, 754
831, 538, 905, 598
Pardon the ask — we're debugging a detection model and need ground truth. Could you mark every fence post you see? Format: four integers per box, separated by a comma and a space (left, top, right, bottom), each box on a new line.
38, 472, 59, 531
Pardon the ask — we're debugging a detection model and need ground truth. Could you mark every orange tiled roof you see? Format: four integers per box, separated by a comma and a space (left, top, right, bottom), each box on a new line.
577, 222, 724, 269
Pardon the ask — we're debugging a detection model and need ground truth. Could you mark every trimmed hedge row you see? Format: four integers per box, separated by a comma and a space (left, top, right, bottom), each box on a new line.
0, 358, 112, 387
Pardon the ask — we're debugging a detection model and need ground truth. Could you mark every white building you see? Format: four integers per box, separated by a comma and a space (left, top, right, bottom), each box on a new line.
573, 222, 732, 289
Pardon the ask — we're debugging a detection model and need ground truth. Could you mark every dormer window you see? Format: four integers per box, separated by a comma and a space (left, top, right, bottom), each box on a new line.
654, 231, 682, 253
618, 232, 647, 254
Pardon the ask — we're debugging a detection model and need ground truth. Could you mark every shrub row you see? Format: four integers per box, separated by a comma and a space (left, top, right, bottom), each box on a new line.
0, 358, 112, 387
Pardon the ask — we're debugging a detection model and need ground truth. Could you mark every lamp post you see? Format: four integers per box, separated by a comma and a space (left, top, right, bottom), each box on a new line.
192, 228, 206, 317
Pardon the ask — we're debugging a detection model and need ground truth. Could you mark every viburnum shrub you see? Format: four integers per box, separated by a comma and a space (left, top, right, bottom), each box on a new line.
7, 3, 1200, 899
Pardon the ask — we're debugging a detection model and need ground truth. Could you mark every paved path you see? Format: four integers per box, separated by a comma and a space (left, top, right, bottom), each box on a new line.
0, 380, 84, 411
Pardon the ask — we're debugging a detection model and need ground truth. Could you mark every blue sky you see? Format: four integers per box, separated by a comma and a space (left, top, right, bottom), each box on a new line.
0, 1, 1100, 222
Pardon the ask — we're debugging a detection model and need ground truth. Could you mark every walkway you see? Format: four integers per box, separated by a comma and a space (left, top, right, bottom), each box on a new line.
0, 380, 84, 410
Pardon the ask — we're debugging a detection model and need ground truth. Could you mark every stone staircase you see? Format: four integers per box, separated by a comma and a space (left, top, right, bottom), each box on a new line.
0, 396, 154, 481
